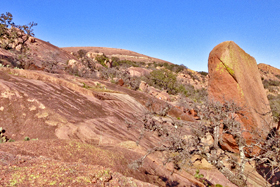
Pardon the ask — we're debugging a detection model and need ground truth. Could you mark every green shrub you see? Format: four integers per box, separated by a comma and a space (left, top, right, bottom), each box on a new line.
194, 169, 204, 179
179, 84, 207, 103
215, 184, 223, 187
151, 62, 187, 73
198, 71, 208, 76
267, 94, 280, 121
111, 57, 120, 67
178, 84, 188, 95
112, 59, 141, 68
263, 79, 280, 87
186, 70, 200, 81
95, 54, 109, 67
146, 69, 178, 94
143, 68, 207, 102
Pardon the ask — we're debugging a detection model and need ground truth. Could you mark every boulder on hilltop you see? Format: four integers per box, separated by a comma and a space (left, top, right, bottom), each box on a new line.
208, 41, 272, 154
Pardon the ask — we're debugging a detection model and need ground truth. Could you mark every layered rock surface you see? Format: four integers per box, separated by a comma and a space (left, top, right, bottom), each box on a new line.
0, 67, 205, 186
208, 41, 272, 153
0, 66, 269, 186
0, 38, 274, 186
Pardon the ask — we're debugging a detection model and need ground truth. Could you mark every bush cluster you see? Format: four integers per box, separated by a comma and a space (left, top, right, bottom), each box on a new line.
112, 59, 145, 68
267, 94, 280, 121
143, 69, 179, 95
183, 84, 207, 103
130, 98, 280, 186
263, 79, 280, 89
143, 69, 207, 102
95, 54, 109, 67
151, 62, 187, 73
76, 49, 87, 59
99, 67, 141, 91
197, 71, 208, 76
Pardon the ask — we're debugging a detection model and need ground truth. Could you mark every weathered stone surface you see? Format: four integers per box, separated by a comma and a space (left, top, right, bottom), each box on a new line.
0, 48, 16, 67
29, 37, 36, 43
208, 41, 272, 153
139, 81, 149, 92
177, 69, 208, 90
0, 68, 204, 186
0, 39, 274, 186
127, 67, 152, 77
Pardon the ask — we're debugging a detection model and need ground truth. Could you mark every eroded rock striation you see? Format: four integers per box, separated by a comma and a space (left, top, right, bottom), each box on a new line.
208, 41, 272, 153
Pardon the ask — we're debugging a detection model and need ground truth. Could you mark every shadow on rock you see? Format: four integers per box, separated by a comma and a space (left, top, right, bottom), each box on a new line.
256, 164, 280, 186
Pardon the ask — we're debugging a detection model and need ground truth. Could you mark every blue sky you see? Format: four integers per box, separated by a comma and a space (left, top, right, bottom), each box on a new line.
1, 0, 280, 72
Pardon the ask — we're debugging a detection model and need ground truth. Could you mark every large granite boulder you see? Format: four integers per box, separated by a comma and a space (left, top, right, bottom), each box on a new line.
208, 41, 272, 153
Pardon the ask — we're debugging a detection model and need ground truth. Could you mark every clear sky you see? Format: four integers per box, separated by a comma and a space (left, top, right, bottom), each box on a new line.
2, 0, 280, 72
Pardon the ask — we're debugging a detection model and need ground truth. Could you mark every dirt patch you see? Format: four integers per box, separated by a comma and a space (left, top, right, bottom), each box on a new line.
0, 139, 199, 186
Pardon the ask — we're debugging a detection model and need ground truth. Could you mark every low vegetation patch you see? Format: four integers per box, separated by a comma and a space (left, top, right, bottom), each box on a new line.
129, 99, 280, 186
143, 69, 178, 94
263, 79, 280, 88
267, 94, 280, 121
0, 127, 14, 143
112, 59, 145, 68
143, 68, 207, 102
151, 62, 187, 73
95, 54, 109, 67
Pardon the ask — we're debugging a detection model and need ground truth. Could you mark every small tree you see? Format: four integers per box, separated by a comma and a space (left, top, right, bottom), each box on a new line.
0, 12, 37, 52
77, 49, 88, 59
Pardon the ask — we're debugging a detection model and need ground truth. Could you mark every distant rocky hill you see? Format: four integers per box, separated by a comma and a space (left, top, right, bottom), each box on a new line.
62, 46, 171, 64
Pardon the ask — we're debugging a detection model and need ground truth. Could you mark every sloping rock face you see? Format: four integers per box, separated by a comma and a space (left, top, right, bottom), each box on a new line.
208, 41, 272, 153
0, 67, 204, 186
0, 68, 150, 145
0, 38, 80, 73
0, 48, 16, 66
0, 141, 158, 187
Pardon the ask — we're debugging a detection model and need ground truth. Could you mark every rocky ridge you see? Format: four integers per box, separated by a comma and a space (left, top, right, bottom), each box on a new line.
62, 46, 171, 64
0, 37, 279, 186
